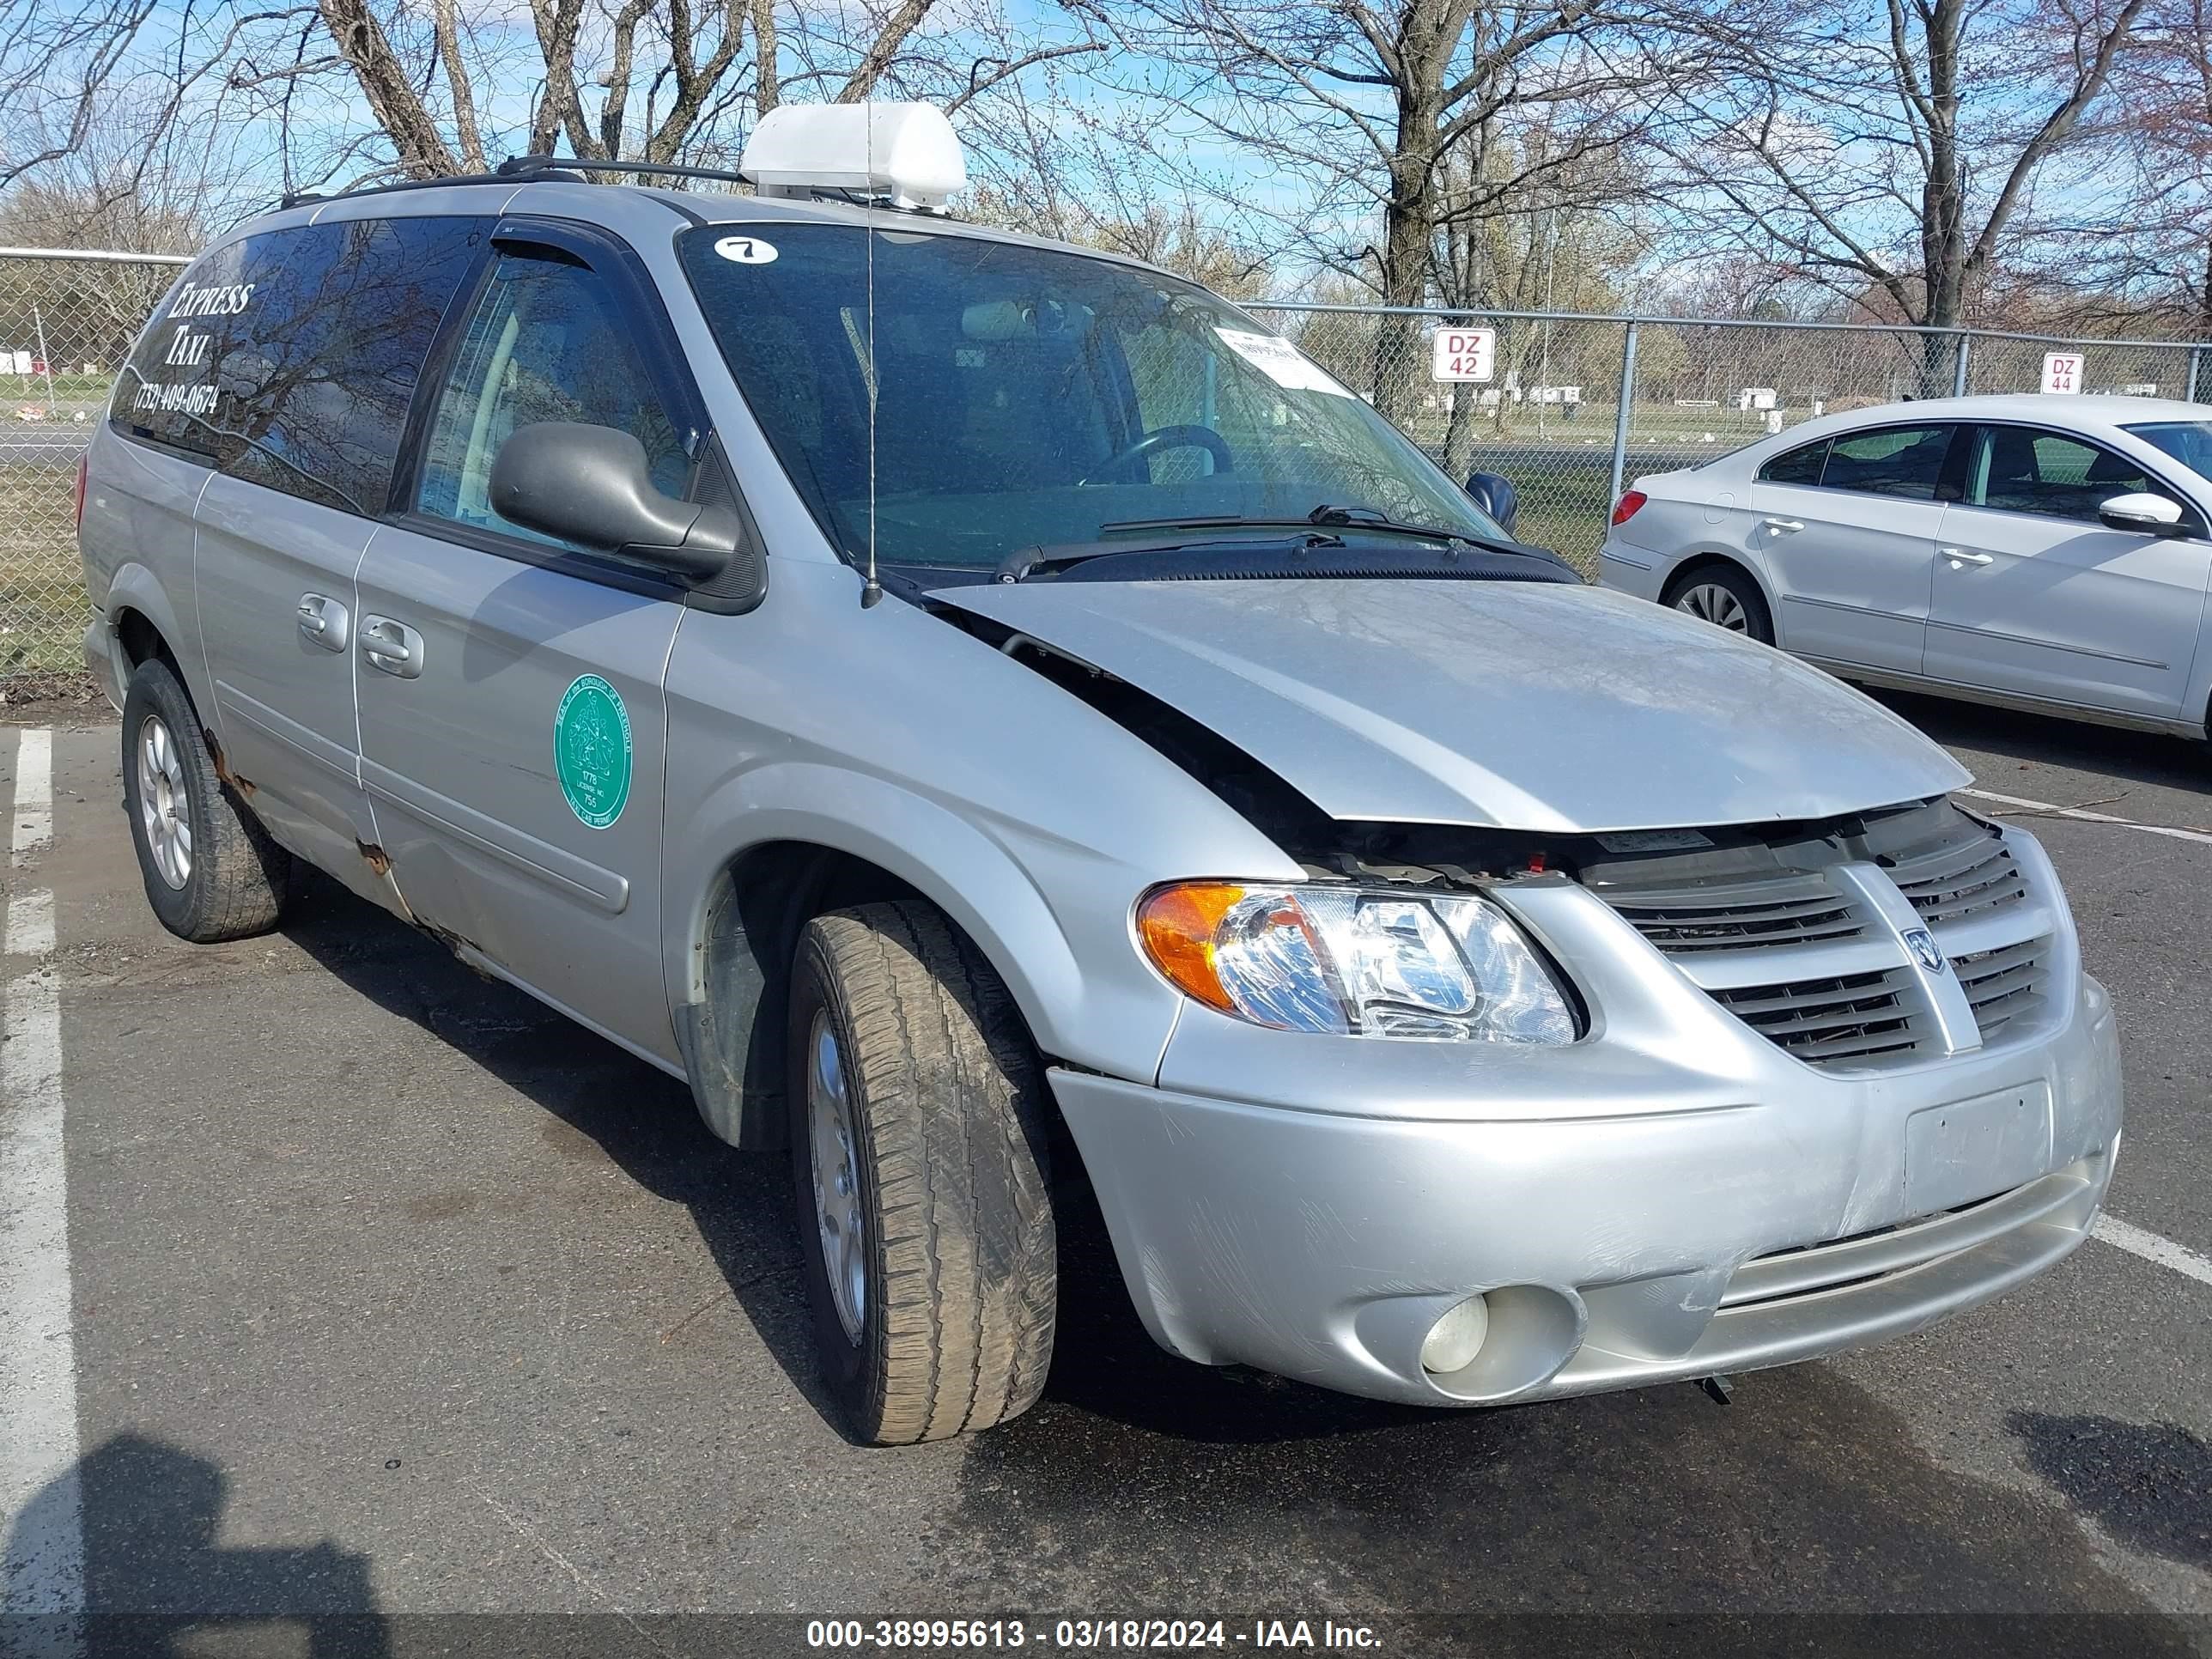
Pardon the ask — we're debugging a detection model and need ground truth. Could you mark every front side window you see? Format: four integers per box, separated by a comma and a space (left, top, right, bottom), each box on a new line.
1820, 425, 1956, 501
1965, 427, 2169, 523
416, 252, 687, 550
676, 224, 1508, 570
1757, 439, 1827, 486
2122, 420, 2212, 486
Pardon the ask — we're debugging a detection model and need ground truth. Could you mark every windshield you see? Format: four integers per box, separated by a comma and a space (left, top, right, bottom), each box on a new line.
2123, 420, 2212, 485
677, 224, 1507, 569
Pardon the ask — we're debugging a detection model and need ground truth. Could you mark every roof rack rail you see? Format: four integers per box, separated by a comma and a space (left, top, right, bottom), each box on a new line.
495, 154, 752, 191
275, 154, 748, 213
277, 168, 526, 211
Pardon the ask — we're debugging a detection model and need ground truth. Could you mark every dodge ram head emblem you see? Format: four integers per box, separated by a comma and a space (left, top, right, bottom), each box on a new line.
1904, 928, 1947, 974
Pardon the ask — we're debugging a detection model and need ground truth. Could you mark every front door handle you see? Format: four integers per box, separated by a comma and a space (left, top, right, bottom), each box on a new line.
1762, 517, 1804, 533
361, 616, 425, 679
1940, 547, 1995, 567
297, 592, 350, 653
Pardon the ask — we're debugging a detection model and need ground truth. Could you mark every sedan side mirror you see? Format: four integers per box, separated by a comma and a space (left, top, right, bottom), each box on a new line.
1466, 470, 1519, 536
489, 422, 748, 582
2097, 491, 2187, 537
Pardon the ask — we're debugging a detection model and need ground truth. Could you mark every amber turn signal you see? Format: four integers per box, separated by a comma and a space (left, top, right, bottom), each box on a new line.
1135, 882, 1246, 1012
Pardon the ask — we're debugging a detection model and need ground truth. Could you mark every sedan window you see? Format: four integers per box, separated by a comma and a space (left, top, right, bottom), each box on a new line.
1820, 425, 1955, 500
1963, 427, 2166, 523
1756, 438, 1827, 485
2123, 420, 2212, 485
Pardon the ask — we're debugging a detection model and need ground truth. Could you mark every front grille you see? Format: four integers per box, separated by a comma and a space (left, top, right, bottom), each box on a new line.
1706, 967, 1922, 1064
1889, 832, 2028, 924
1586, 802, 2062, 1073
1953, 936, 2051, 1036
1610, 883, 1864, 953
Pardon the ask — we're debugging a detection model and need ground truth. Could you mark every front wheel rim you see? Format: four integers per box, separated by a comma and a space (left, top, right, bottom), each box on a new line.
135, 713, 192, 890
805, 1011, 867, 1346
1677, 582, 1750, 632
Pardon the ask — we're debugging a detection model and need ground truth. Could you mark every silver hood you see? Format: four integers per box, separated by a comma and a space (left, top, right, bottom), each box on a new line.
946, 578, 1970, 833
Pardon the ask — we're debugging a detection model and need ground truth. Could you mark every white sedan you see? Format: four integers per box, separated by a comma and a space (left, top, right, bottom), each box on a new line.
1598, 394, 2212, 741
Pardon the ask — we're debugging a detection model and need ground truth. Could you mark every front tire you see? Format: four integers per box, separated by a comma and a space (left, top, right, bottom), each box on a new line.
1666, 563, 1775, 645
787, 901, 1057, 1444
120, 657, 290, 942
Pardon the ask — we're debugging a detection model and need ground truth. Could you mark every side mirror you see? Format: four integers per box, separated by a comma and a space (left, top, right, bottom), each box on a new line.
489, 422, 745, 581
2097, 491, 2186, 536
1466, 470, 1519, 535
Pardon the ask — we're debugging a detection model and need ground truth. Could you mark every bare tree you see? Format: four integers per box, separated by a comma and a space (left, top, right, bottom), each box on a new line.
1657, 0, 2151, 383
2038, 0, 2212, 337
1086, 0, 1705, 419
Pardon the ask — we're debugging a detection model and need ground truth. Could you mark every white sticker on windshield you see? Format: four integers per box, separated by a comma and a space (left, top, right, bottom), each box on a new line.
714, 234, 779, 264
1213, 327, 1353, 398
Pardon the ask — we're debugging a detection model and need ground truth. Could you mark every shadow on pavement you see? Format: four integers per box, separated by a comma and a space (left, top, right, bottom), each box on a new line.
274, 869, 842, 1431
1863, 686, 2209, 800
3, 1432, 388, 1656
2008, 1412, 2212, 1571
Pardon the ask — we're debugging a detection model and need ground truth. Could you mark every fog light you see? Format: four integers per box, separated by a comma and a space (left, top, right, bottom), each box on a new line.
1420, 1294, 1490, 1375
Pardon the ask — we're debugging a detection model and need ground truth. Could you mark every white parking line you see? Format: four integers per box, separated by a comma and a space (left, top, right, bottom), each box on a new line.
1960, 785, 2212, 847
5, 889, 53, 957
2093, 1215, 2212, 1289
0, 726, 82, 1639
9, 726, 51, 864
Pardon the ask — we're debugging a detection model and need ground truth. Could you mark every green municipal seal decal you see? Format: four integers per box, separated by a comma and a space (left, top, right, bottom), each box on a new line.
553, 674, 632, 830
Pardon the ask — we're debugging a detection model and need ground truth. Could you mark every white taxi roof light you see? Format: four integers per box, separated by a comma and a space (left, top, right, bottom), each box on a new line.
738, 103, 967, 213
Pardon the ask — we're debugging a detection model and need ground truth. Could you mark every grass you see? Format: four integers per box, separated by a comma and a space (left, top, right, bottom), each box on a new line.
1, 468, 91, 682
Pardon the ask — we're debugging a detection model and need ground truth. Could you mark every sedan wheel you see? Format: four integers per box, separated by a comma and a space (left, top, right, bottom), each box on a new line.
1675, 581, 1749, 632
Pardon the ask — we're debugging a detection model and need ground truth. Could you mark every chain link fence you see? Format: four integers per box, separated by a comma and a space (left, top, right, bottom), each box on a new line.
1253, 304, 2210, 574
0, 248, 189, 695
0, 248, 2208, 690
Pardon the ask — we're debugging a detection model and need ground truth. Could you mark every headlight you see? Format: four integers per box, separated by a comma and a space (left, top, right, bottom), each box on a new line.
1135, 881, 1577, 1043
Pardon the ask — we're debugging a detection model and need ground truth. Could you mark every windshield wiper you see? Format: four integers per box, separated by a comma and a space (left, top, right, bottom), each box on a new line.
1099, 505, 1535, 558
995, 531, 1344, 584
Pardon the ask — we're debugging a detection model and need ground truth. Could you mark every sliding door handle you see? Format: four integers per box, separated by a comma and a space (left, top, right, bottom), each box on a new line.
1940, 548, 1994, 567
361, 616, 425, 678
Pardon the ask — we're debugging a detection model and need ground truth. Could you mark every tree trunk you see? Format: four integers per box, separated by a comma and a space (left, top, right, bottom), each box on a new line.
319, 0, 459, 177
1371, 108, 1442, 425
1916, 0, 1965, 393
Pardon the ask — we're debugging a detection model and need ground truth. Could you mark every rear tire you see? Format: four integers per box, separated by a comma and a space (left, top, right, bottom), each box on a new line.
120, 657, 289, 943
787, 900, 1057, 1444
1665, 563, 1775, 645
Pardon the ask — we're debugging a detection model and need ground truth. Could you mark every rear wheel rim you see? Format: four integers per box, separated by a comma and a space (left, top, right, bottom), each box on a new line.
1676, 582, 1749, 632
806, 1010, 867, 1346
135, 713, 192, 890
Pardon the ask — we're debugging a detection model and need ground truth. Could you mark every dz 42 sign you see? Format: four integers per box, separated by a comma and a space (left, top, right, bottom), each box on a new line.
2041, 352, 2084, 395
1431, 327, 1496, 382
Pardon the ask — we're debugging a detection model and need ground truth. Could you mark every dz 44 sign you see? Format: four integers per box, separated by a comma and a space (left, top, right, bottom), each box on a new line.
2041, 352, 2084, 395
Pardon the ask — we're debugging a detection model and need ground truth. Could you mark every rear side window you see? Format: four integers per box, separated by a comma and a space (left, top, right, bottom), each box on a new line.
110, 216, 484, 514
1820, 424, 1955, 501
1757, 439, 1826, 486
111, 245, 249, 463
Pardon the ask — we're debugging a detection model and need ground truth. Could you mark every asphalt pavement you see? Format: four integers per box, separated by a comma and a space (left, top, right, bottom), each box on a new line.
1, 690, 2208, 1658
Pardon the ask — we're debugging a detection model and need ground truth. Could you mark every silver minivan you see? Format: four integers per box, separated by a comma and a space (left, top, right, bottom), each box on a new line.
79, 106, 2121, 1444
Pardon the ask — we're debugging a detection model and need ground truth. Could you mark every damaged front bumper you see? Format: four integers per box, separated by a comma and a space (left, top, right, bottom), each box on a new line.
1051, 866, 2123, 1408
